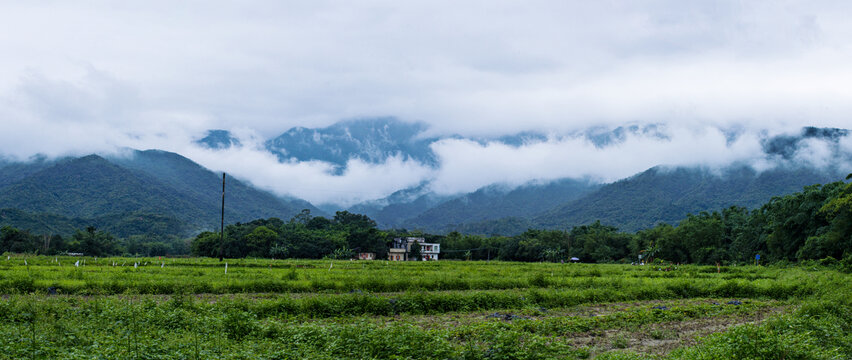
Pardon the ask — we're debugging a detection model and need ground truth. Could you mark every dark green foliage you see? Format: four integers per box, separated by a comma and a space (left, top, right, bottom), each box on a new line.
0, 208, 88, 236
68, 227, 118, 257
188, 173, 852, 264
2, 166, 851, 265
190, 210, 387, 259
401, 179, 598, 232
377, 163, 842, 236
0, 223, 188, 257
0, 151, 314, 238
438, 164, 842, 236
761, 182, 843, 261
0, 155, 204, 223
535, 165, 844, 233
1, 226, 41, 254
409, 240, 422, 261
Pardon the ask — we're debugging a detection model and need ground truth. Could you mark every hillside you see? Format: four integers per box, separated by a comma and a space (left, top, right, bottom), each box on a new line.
0, 152, 315, 237
0, 208, 88, 236
531, 165, 845, 233
400, 178, 598, 231
110, 150, 318, 221
0, 155, 203, 220
345, 182, 449, 228
405, 164, 847, 236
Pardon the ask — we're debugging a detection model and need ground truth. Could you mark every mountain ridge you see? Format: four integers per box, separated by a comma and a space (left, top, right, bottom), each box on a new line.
0, 151, 316, 237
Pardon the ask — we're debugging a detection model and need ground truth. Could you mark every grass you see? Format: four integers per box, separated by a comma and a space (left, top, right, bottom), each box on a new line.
0, 255, 849, 359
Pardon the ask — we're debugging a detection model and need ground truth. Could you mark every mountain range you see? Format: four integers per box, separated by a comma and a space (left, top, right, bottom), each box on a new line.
1, 120, 850, 238
0, 150, 315, 238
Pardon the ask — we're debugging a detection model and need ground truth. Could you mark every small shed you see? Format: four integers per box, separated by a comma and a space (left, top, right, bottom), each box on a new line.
357, 252, 376, 260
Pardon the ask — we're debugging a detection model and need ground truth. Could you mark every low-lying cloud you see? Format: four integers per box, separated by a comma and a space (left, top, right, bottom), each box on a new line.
166, 124, 852, 206
427, 126, 808, 196
178, 141, 434, 207
2, 1, 852, 205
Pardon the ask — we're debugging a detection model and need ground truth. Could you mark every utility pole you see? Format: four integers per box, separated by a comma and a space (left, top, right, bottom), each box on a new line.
219, 173, 226, 262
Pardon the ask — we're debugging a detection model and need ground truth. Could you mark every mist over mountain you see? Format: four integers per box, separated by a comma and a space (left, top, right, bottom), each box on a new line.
195, 130, 241, 150
257, 119, 681, 172
762, 127, 849, 160
264, 118, 438, 172
0, 121, 849, 238
0, 154, 56, 189
310, 124, 849, 234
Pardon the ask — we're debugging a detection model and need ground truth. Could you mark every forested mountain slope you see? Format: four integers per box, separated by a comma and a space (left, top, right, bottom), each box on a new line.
534, 165, 845, 232
0, 152, 316, 237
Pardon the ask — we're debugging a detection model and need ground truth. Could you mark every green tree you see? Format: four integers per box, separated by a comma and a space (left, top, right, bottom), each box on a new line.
807, 176, 852, 260
69, 226, 118, 256
0, 226, 37, 253
245, 226, 277, 257
677, 212, 726, 264
191, 231, 221, 257
292, 209, 313, 225
574, 222, 628, 263
325, 247, 354, 260
333, 211, 377, 230
651, 223, 687, 263
409, 240, 422, 261
764, 183, 842, 261
541, 247, 564, 262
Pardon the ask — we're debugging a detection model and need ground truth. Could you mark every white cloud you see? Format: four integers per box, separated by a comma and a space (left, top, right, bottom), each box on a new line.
427, 126, 771, 195
2, 1, 852, 137
792, 138, 835, 169
1, 1, 852, 204
841, 135, 852, 156
177, 141, 434, 207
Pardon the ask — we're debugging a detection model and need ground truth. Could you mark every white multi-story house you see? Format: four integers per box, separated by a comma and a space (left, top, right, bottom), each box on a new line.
388, 237, 440, 261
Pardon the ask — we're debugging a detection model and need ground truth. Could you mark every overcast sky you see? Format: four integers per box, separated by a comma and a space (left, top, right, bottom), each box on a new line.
1, 1, 851, 205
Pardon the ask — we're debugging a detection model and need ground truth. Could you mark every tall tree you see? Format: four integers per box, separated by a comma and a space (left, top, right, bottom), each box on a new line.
409, 240, 422, 261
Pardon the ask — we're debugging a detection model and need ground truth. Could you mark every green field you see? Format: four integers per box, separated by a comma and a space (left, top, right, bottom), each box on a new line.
0, 256, 850, 359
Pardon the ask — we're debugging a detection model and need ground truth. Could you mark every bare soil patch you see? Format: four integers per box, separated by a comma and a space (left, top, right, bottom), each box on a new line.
568, 305, 788, 357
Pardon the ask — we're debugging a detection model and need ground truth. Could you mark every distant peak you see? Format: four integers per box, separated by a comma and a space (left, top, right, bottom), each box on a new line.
265, 117, 436, 167
75, 154, 108, 162
195, 130, 241, 150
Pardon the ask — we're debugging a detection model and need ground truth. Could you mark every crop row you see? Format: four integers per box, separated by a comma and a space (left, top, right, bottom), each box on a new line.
0, 294, 788, 360
2, 294, 847, 359
0, 276, 813, 320
0, 260, 802, 296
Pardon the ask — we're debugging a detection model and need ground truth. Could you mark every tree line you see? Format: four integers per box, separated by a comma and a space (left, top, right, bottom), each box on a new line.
0, 225, 188, 257
3, 175, 851, 265
190, 210, 389, 260
441, 176, 852, 264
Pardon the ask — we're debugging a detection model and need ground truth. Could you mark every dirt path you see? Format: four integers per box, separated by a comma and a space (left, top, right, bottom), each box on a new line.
568, 305, 788, 357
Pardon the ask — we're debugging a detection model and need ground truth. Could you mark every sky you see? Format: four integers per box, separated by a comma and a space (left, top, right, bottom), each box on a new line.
1, 1, 851, 205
